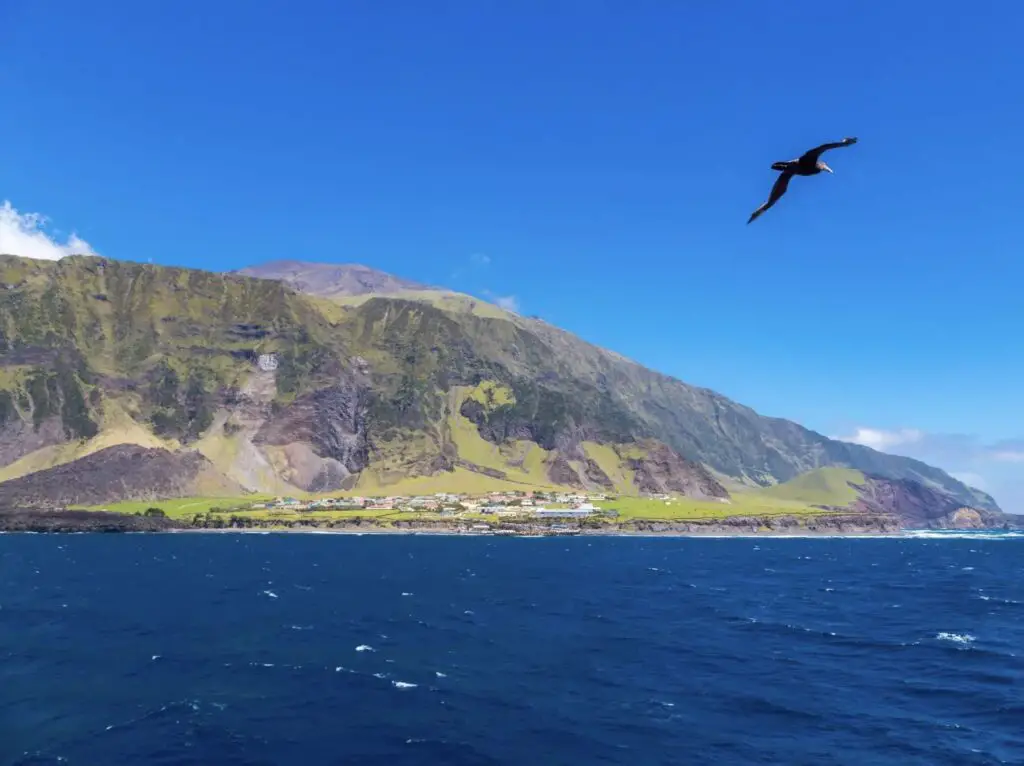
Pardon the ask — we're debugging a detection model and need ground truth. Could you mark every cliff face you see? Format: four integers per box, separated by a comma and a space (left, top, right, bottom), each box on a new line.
0, 254, 1001, 519
853, 475, 1013, 529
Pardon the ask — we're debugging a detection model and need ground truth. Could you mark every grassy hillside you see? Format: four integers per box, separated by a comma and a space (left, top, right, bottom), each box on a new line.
756, 467, 867, 507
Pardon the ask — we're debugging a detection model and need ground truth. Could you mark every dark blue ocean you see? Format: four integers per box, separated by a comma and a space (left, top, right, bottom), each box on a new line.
2, 533, 1022, 766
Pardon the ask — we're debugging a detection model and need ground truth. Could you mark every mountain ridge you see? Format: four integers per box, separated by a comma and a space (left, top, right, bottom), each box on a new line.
233, 260, 437, 298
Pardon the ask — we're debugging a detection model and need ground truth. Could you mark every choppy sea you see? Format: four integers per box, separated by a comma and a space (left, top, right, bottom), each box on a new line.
2, 532, 1022, 765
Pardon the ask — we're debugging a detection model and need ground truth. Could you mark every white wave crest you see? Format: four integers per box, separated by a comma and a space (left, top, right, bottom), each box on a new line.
936, 632, 976, 646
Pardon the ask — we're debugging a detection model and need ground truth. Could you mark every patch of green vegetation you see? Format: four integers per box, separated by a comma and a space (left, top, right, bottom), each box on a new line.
613, 443, 649, 461
755, 467, 866, 507
19, 363, 99, 439
241, 508, 398, 522
444, 387, 561, 488
582, 441, 638, 494
79, 495, 270, 519
605, 495, 830, 521
323, 289, 516, 321
466, 380, 515, 410
354, 466, 557, 496
0, 365, 31, 389
146, 360, 215, 442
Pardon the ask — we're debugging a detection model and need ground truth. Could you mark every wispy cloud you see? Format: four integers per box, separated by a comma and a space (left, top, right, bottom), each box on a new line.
494, 295, 519, 312
450, 251, 491, 280
833, 427, 924, 452
480, 288, 519, 313
832, 426, 1024, 512
0, 200, 97, 261
991, 449, 1024, 463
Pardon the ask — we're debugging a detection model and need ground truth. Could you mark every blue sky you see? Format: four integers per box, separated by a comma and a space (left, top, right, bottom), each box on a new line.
1, 1, 1022, 509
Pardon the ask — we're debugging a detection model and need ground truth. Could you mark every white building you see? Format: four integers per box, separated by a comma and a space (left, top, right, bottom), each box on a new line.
534, 507, 594, 518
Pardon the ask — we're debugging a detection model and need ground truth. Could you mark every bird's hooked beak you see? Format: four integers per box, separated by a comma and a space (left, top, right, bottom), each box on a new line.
821, 163, 833, 174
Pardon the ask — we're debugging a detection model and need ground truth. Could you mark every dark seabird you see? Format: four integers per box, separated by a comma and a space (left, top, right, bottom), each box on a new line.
747, 137, 858, 224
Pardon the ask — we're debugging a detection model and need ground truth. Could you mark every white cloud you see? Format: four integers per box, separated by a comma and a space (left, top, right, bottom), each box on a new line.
449, 252, 491, 281
494, 295, 519, 313
0, 200, 97, 261
480, 288, 520, 313
833, 427, 924, 452
832, 425, 1024, 513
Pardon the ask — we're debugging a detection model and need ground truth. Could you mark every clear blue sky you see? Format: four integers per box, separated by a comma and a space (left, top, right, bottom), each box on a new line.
1, 1, 1022, 508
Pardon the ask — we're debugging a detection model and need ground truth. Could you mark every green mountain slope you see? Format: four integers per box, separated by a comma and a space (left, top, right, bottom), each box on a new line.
757, 467, 867, 506
0, 254, 1001, 518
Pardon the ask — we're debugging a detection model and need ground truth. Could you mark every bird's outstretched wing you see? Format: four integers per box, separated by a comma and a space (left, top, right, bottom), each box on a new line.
799, 136, 858, 164
747, 171, 793, 224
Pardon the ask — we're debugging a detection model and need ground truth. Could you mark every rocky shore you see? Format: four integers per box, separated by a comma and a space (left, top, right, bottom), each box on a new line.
0, 508, 186, 533
1, 507, 908, 536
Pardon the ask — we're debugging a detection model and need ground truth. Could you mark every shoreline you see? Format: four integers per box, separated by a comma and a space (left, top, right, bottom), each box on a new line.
3, 508, 1017, 537
4, 524, 1020, 538
171, 527, 907, 539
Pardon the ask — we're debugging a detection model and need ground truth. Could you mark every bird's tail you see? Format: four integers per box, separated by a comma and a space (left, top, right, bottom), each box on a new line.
770, 161, 792, 172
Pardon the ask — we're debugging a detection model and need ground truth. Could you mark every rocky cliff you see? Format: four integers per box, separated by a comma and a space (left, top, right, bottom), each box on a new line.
853, 475, 1015, 529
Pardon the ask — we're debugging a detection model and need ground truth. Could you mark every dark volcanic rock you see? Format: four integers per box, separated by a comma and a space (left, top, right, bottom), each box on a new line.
0, 445, 242, 508
0, 508, 184, 532
627, 442, 730, 500
255, 384, 370, 473
546, 455, 581, 486
456, 460, 507, 479
622, 512, 901, 536
0, 416, 65, 468
582, 458, 614, 489
853, 475, 1011, 529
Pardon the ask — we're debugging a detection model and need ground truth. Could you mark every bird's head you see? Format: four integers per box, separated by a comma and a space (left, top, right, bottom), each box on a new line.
818, 161, 833, 174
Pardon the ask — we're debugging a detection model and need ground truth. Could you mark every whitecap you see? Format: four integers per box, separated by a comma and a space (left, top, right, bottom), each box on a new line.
262, 590, 278, 599
392, 681, 417, 689
936, 632, 976, 646
435, 671, 447, 678
356, 645, 375, 652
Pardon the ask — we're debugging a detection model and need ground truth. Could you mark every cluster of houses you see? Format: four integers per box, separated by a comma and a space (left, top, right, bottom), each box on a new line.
251, 490, 608, 518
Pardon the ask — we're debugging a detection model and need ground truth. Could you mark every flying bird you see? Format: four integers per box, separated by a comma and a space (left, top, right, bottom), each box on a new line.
747, 137, 858, 224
